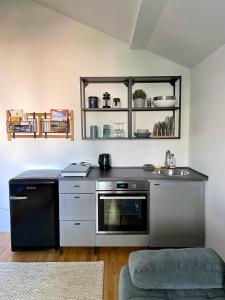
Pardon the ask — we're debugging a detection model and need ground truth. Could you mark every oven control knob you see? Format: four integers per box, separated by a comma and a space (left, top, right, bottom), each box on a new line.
131, 183, 137, 189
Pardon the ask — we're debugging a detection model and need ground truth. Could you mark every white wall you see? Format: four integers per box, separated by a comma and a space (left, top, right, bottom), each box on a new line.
190, 44, 225, 259
0, 0, 190, 231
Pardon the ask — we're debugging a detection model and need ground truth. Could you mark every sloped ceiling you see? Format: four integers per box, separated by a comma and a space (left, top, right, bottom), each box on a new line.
31, 0, 225, 68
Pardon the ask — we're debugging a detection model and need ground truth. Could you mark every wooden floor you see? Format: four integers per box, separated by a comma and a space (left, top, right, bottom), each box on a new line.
0, 233, 144, 300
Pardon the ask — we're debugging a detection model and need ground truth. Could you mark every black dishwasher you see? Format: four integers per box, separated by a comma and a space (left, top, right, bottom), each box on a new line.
9, 170, 60, 251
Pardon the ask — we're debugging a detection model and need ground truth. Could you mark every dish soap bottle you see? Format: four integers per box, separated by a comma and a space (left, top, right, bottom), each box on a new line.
169, 154, 176, 169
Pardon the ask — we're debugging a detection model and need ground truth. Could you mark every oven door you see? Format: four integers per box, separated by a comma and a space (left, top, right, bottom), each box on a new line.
97, 192, 148, 234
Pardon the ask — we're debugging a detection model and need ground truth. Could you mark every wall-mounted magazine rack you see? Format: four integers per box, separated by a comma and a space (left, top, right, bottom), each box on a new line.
6, 110, 74, 141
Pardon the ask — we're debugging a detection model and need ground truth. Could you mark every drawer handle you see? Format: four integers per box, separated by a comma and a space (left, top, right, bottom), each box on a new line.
154, 184, 160, 186
74, 222, 80, 225
74, 196, 80, 199
74, 185, 80, 188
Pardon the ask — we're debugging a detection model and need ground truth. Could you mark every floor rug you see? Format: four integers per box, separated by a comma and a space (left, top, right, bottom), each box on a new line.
0, 261, 104, 300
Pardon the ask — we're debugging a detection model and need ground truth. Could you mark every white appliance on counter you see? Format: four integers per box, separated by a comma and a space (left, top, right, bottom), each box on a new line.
61, 162, 91, 177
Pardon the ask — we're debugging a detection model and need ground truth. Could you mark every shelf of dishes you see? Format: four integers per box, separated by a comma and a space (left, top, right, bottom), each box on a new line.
83, 107, 179, 112
83, 96, 178, 139
153, 115, 175, 137
83, 108, 129, 112
6, 110, 74, 141
132, 107, 179, 111
134, 116, 175, 139
85, 94, 178, 110
88, 123, 127, 139
81, 76, 181, 140
87, 115, 176, 140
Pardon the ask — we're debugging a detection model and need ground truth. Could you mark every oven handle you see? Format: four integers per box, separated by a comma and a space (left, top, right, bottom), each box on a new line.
99, 196, 146, 200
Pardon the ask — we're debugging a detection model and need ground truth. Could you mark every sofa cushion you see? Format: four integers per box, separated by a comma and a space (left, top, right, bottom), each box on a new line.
119, 266, 225, 300
128, 248, 225, 290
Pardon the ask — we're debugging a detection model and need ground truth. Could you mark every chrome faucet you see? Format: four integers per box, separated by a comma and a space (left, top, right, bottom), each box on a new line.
165, 150, 171, 168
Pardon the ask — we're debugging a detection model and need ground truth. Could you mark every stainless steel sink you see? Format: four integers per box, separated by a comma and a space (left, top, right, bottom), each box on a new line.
153, 169, 190, 176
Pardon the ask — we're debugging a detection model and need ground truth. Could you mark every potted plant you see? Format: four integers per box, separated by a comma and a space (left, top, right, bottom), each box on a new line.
133, 89, 147, 108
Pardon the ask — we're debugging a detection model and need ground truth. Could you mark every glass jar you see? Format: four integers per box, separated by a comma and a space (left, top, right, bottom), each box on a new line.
119, 122, 125, 137
113, 122, 125, 138
103, 125, 111, 138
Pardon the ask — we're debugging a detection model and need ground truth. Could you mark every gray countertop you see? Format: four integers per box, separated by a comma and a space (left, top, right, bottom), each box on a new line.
59, 167, 208, 181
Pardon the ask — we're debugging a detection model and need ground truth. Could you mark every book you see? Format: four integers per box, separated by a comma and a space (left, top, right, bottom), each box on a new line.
50, 109, 69, 132
61, 163, 91, 177
51, 109, 69, 122
10, 109, 23, 117
10, 109, 24, 124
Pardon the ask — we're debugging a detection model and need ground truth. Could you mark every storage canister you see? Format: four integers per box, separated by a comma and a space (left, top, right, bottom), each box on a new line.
88, 96, 99, 108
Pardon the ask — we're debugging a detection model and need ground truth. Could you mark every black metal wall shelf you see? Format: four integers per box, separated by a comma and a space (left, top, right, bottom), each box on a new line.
132, 76, 180, 86
133, 137, 180, 140
81, 76, 129, 84
85, 137, 128, 140
82, 108, 129, 112
80, 76, 181, 140
132, 107, 179, 112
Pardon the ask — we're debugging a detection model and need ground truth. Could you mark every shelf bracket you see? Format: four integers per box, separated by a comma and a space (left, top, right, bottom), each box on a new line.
84, 81, 89, 88
124, 78, 134, 87
169, 79, 176, 87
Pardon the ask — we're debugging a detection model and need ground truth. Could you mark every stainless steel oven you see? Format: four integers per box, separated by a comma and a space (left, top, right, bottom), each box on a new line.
96, 180, 149, 234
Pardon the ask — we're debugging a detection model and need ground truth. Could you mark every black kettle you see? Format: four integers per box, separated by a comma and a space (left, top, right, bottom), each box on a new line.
98, 153, 111, 170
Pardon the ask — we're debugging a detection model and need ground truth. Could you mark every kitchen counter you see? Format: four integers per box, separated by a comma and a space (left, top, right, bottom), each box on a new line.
59, 167, 207, 248
59, 167, 208, 181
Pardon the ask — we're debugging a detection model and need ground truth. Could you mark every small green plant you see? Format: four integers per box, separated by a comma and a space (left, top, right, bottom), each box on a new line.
132, 89, 147, 100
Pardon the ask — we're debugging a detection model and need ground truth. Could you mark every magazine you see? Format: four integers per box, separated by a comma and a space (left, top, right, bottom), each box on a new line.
10, 109, 24, 124
50, 109, 69, 132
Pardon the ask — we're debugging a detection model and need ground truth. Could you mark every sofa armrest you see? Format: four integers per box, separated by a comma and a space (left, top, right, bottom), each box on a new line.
129, 248, 225, 290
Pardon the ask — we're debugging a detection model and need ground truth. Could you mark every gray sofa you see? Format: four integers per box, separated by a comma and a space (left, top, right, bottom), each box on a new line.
119, 248, 225, 300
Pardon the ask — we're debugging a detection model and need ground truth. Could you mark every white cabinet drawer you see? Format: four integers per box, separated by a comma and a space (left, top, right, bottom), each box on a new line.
60, 221, 95, 246
59, 194, 95, 220
59, 180, 96, 194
